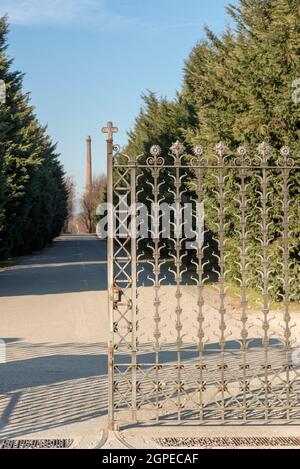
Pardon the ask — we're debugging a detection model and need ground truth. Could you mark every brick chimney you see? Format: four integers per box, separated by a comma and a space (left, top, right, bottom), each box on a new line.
86, 135, 92, 193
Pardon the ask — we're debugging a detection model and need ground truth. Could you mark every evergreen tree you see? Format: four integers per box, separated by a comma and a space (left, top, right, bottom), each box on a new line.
0, 16, 67, 259
127, 91, 193, 157
125, 92, 195, 258
182, 0, 300, 299
184, 0, 300, 147
126, 0, 300, 299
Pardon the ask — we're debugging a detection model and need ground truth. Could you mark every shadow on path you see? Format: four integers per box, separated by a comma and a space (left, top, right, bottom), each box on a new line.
0, 235, 108, 297
0, 342, 108, 439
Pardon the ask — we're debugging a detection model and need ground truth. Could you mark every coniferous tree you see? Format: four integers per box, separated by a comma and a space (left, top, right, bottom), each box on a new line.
0, 17, 67, 259
127, 0, 300, 299
127, 91, 193, 157
125, 92, 196, 259
182, 0, 300, 299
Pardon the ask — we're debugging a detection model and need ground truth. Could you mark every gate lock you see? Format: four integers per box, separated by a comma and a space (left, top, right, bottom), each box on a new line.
113, 287, 123, 303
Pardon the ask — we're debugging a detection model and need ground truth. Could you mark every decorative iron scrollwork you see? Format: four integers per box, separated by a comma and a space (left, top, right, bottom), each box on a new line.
148, 145, 164, 166
107, 134, 300, 426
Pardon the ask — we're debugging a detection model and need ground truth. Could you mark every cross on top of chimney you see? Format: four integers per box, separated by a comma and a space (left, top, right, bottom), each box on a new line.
102, 121, 118, 141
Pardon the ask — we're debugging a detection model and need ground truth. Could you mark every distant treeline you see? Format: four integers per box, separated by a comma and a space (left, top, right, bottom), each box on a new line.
0, 17, 67, 260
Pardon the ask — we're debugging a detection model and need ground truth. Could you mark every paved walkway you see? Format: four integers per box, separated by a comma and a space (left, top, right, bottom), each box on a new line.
1, 235, 300, 448
0, 235, 108, 448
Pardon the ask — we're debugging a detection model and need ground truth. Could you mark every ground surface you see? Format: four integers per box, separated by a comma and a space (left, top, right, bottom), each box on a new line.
1, 234, 300, 449
0, 235, 108, 448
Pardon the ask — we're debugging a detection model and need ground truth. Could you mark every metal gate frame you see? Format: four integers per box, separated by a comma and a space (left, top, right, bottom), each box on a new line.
103, 122, 300, 430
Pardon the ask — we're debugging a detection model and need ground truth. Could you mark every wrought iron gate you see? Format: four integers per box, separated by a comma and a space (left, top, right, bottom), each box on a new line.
103, 123, 300, 429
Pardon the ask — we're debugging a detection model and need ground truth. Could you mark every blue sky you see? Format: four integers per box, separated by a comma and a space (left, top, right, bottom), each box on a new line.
0, 0, 236, 194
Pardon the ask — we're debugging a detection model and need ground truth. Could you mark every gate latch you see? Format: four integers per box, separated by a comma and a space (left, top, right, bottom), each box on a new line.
113, 287, 123, 303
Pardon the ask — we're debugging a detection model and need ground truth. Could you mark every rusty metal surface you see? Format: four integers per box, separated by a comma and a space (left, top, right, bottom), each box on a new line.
155, 436, 300, 448
0, 439, 73, 449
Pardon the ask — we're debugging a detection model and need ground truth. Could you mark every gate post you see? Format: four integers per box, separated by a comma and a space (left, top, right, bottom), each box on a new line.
102, 122, 118, 431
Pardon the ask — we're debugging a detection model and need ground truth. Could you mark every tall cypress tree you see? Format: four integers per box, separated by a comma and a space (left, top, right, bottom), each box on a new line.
183, 0, 300, 148
182, 0, 300, 299
126, 0, 300, 299
0, 16, 67, 259
126, 91, 193, 157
